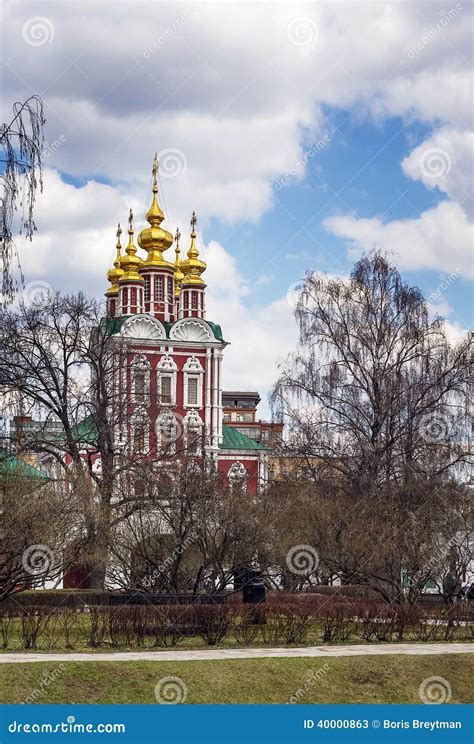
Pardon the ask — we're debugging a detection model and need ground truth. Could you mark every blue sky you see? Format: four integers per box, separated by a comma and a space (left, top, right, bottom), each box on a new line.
2, 1, 472, 404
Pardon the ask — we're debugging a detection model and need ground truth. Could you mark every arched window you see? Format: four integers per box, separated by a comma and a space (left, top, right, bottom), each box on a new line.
155, 276, 164, 303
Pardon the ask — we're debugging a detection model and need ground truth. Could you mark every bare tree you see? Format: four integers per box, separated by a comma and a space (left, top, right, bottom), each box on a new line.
0, 468, 77, 602
0, 96, 45, 305
272, 252, 473, 602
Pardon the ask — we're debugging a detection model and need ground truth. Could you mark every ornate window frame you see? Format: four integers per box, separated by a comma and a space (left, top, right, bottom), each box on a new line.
183, 355, 204, 409
130, 407, 150, 456
157, 353, 178, 406
156, 409, 180, 456
130, 353, 151, 405
183, 409, 203, 456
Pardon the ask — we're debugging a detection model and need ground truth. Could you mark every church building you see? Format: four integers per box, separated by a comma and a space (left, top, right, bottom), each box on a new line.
103, 156, 266, 492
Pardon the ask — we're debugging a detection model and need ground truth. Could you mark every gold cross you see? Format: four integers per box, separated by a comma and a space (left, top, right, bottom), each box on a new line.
129, 208, 133, 230
190, 211, 197, 232
175, 227, 181, 244
152, 152, 158, 184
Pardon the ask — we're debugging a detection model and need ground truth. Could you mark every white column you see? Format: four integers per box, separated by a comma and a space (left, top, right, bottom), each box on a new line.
216, 350, 223, 444
205, 348, 211, 445
211, 348, 218, 448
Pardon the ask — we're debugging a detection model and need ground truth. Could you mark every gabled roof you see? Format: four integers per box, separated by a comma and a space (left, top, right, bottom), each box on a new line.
0, 452, 49, 481
219, 424, 266, 451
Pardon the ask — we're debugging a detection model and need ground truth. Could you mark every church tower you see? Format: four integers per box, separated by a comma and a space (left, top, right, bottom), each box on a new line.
103, 155, 265, 491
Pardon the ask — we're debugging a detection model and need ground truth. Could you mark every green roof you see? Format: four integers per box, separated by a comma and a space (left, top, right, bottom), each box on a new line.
219, 425, 265, 451
0, 452, 49, 481
70, 415, 98, 446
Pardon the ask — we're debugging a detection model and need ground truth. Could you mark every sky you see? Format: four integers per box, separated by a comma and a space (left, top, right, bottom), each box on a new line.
1, 0, 472, 416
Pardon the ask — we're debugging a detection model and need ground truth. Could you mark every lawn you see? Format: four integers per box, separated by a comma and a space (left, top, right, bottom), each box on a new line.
2, 654, 472, 704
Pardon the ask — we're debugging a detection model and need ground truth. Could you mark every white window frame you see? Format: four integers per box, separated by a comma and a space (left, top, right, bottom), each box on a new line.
131, 354, 150, 405
130, 407, 150, 455
156, 410, 179, 456
156, 353, 178, 407
183, 409, 203, 456
183, 355, 204, 409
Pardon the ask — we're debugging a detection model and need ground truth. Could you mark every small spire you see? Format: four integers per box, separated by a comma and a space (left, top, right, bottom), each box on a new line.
152, 152, 159, 192
174, 228, 185, 296
106, 222, 124, 295
180, 211, 206, 286
119, 209, 143, 283
187, 211, 199, 259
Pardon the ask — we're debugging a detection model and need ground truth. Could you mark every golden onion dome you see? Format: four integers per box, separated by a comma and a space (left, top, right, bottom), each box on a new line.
106, 223, 124, 295
138, 153, 174, 269
180, 211, 206, 286
119, 209, 144, 283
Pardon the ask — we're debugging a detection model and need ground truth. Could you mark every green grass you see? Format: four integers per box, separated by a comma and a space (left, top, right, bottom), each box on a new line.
2, 654, 472, 704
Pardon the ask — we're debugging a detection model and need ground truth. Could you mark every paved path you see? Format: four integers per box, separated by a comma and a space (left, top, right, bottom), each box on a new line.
0, 643, 472, 664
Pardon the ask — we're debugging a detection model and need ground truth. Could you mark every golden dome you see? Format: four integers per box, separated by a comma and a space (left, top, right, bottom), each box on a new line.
138, 153, 174, 269
173, 227, 185, 296
119, 209, 144, 283
106, 223, 124, 295
180, 212, 206, 286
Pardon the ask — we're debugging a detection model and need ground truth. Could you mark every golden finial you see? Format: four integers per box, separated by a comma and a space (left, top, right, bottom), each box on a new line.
152, 152, 158, 192
174, 227, 185, 296
180, 211, 206, 286
138, 154, 174, 267
106, 222, 124, 295
119, 209, 143, 283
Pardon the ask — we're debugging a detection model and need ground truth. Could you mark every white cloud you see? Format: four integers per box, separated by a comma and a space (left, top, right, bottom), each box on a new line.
402, 128, 474, 217
324, 201, 473, 277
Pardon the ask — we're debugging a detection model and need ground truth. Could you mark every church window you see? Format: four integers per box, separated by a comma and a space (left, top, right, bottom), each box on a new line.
131, 287, 137, 306
155, 276, 164, 302
160, 375, 172, 405
157, 411, 178, 456
187, 377, 198, 406
167, 277, 173, 304
131, 354, 150, 404
192, 291, 198, 309
184, 292, 189, 309
183, 410, 203, 456
122, 288, 128, 308
144, 276, 150, 302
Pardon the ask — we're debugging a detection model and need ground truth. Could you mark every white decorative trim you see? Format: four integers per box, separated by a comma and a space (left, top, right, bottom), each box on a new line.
156, 410, 180, 455
130, 407, 150, 455
157, 353, 178, 372
121, 315, 166, 341
169, 318, 212, 342
183, 409, 203, 455
227, 461, 248, 488
183, 355, 204, 373
130, 353, 151, 404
